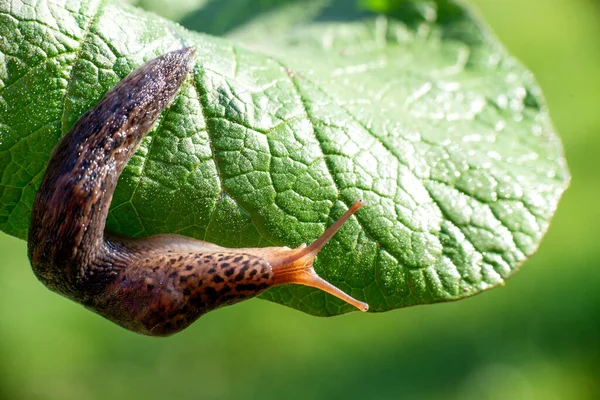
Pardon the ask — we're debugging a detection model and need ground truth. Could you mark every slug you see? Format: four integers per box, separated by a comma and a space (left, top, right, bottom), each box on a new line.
27, 47, 368, 336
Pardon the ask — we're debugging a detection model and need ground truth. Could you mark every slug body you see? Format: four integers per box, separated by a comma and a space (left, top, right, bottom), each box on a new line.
28, 48, 367, 336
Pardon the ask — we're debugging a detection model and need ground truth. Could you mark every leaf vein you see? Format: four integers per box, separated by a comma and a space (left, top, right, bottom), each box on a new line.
59, 0, 104, 135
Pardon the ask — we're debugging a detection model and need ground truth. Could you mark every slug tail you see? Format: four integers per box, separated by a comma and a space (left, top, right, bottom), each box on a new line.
269, 200, 369, 312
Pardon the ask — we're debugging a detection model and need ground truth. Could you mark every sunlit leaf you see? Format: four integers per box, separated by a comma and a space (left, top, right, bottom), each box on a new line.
0, 0, 569, 315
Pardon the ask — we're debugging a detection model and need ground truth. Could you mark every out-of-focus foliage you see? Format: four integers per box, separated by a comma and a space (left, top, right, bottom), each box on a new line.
0, 0, 597, 399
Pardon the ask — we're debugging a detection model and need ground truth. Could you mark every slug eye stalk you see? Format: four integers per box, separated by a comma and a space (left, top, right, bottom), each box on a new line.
27, 47, 368, 336
265, 200, 368, 312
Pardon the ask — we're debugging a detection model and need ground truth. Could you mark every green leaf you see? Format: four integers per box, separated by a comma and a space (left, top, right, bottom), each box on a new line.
0, 0, 569, 316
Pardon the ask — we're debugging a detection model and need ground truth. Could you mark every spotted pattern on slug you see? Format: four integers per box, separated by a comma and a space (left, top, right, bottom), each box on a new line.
90, 252, 274, 335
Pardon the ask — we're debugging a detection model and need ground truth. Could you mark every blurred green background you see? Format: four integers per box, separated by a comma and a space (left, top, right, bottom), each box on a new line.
1, 0, 598, 399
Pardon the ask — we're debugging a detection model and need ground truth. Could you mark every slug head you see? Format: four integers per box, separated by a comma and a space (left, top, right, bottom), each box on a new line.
244, 200, 368, 312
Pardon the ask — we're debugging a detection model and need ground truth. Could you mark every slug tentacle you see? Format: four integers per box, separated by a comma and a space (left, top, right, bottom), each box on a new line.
27, 48, 368, 336
250, 200, 368, 312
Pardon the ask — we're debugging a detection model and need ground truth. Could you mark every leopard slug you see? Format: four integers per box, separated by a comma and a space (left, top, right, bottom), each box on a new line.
27, 47, 368, 336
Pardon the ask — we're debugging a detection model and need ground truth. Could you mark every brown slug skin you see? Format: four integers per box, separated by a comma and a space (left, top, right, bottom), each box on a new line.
28, 48, 368, 336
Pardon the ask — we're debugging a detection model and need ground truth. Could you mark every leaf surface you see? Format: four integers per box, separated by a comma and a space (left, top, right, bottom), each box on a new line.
0, 0, 569, 315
